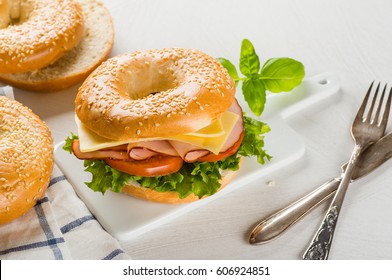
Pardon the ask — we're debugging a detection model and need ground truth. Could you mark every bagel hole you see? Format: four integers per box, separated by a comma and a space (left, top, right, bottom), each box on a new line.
125, 79, 175, 99
2, 0, 34, 27
122, 61, 179, 100
128, 84, 175, 100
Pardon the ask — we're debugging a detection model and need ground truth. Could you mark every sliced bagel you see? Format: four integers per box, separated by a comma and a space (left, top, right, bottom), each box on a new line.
0, 0, 114, 92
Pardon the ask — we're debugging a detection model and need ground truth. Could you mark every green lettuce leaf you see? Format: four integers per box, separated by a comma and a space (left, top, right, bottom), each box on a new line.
238, 115, 271, 164
63, 133, 78, 154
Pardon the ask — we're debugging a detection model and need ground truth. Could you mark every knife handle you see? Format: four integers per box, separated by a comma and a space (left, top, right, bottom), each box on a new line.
249, 178, 340, 245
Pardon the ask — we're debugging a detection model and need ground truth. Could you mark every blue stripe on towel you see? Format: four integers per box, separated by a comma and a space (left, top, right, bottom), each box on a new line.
35, 203, 64, 260
0, 238, 65, 256
48, 175, 67, 188
60, 215, 95, 234
102, 249, 125, 260
36, 197, 49, 205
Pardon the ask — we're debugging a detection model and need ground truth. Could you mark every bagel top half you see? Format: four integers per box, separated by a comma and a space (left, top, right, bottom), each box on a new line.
0, 0, 84, 74
0, 96, 54, 225
75, 48, 236, 141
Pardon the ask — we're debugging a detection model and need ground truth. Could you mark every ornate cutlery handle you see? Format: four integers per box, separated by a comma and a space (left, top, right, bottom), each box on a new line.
249, 178, 340, 245
303, 145, 361, 260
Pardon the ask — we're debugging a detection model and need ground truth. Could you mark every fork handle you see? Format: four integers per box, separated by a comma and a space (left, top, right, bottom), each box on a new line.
249, 178, 340, 245
303, 145, 362, 260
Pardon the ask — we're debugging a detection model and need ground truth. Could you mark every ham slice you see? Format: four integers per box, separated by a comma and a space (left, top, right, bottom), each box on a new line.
220, 98, 244, 153
168, 140, 210, 162
127, 140, 179, 160
128, 148, 158, 160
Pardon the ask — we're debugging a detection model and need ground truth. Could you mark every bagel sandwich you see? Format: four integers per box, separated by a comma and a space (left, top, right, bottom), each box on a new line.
64, 48, 271, 203
0, 0, 114, 92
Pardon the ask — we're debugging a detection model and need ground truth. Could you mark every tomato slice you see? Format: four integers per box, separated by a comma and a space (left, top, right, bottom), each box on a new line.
105, 155, 184, 177
197, 132, 244, 162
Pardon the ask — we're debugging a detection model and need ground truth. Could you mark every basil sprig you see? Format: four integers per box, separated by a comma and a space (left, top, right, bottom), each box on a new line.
217, 39, 305, 116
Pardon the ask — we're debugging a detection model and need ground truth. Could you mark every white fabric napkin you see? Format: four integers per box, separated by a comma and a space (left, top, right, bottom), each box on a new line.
0, 87, 130, 260
0, 165, 130, 260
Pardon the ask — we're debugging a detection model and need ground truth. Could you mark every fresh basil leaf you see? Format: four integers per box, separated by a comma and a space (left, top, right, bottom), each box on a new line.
260, 57, 305, 93
216, 57, 240, 86
239, 39, 260, 78
242, 78, 266, 116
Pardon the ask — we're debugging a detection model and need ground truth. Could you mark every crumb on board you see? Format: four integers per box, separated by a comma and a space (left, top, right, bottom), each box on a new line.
266, 180, 276, 187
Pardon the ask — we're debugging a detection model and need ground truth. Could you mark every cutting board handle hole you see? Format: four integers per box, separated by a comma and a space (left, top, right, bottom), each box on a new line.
318, 79, 329, 85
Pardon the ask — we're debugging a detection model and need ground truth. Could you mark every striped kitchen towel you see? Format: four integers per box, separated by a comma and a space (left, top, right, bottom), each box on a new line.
0, 164, 130, 260
0, 86, 130, 260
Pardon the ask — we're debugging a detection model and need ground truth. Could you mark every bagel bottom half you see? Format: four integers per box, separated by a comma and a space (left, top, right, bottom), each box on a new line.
121, 159, 243, 204
0, 0, 114, 92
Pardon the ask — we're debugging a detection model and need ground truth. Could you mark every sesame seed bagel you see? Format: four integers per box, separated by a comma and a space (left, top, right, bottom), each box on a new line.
0, 0, 114, 92
0, 0, 84, 74
0, 96, 54, 225
75, 48, 236, 140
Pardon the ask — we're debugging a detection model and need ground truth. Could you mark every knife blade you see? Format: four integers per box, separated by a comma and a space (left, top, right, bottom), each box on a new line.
249, 132, 392, 245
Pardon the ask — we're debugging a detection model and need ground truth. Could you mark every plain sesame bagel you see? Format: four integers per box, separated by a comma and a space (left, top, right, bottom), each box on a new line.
0, 96, 54, 225
75, 48, 236, 140
0, 0, 85, 74
0, 0, 114, 92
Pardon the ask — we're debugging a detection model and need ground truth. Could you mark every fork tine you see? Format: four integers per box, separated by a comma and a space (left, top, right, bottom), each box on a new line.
356, 81, 375, 121
374, 84, 387, 123
366, 82, 381, 121
380, 86, 392, 129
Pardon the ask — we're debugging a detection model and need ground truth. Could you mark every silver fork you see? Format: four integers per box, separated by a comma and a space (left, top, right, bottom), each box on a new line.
303, 82, 392, 260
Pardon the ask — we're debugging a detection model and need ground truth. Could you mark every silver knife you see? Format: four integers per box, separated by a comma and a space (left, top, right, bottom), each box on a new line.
249, 132, 392, 245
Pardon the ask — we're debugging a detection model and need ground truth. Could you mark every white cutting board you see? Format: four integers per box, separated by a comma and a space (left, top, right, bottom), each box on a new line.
54, 73, 340, 241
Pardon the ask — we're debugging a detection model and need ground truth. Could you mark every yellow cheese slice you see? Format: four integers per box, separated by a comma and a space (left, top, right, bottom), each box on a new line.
168, 112, 239, 154
76, 111, 239, 154
75, 116, 130, 152
185, 117, 224, 137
